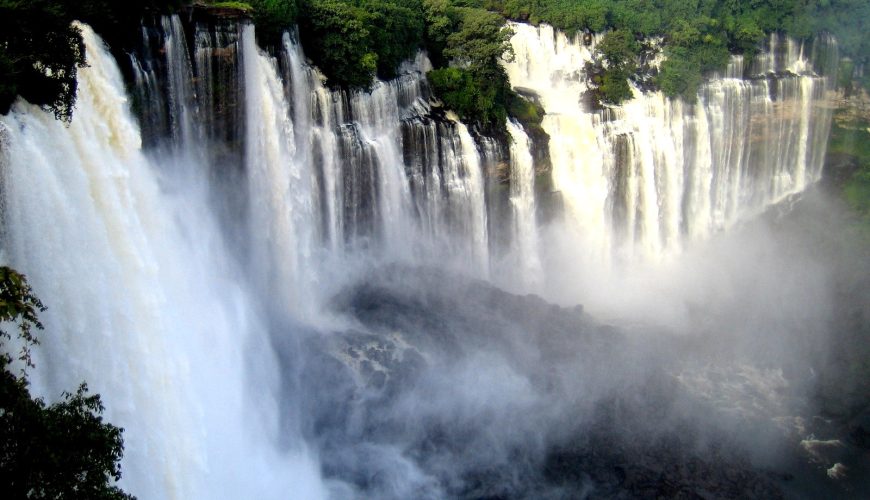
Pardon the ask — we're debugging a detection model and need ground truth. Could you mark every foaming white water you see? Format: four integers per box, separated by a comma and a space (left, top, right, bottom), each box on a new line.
505, 119, 541, 290
0, 24, 325, 499
278, 34, 490, 276
446, 112, 490, 275
0, 15, 842, 497
504, 24, 612, 266
162, 15, 200, 146
243, 25, 319, 317
504, 22, 834, 267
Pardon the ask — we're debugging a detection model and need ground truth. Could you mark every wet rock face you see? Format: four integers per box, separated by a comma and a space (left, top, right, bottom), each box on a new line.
188, 2, 251, 21
277, 266, 793, 499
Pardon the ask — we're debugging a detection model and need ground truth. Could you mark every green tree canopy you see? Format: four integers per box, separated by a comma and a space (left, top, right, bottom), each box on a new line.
296, 0, 425, 87
248, 0, 299, 46
427, 4, 515, 133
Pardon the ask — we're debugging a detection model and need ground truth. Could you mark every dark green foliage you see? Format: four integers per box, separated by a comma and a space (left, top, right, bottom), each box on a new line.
428, 66, 511, 132
598, 67, 634, 104
358, 0, 425, 80
655, 17, 729, 102
829, 110, 870, 219
0, 267, 46, 370
425, 4, 515, 132
0, 1, 85, 120
445, 7, 514, 71
0, 0, 179, 120
609, 1, 661, 36
597, 29, 638, 69
809, 0, 870, 90
296, 0, 424, 87
727, 14, 765, 54
428, 67, 478, 116
248, 0, 298, 47
297, 1, 378, 88
508, 93, 542, 125
656, 47, 703, 102
0, 267, 134, 499
208, 1, 254, 10
0, 379, 134, 500
594, 29, 639, 103
477, 0, 610, 34
468, 0, 870, 103
422, 0, 459, 67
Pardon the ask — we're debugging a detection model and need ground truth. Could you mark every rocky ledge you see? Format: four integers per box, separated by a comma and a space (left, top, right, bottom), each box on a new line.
188, 1, 252, 21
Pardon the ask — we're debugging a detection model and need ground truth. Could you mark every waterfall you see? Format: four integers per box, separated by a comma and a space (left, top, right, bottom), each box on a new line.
506, 119, 541, 290
162, 15, 200, 146
0, 12, 841, 498
276, 34, 490, 276
0, 22, 326, 499
242, 25, 319, 316
444, 112, 490, 275
504, 22, 835, 263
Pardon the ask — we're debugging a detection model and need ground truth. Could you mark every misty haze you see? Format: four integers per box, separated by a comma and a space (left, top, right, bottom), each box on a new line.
1, 1, 868, 499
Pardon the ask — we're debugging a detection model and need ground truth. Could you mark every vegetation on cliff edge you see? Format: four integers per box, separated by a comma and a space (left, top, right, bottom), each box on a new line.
470, 0, 870, 104
2, 0, 868, 131
829, 104, 870, 221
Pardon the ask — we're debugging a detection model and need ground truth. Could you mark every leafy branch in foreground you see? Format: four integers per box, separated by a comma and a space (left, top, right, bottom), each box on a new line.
0, 266, 135, 500
0, 267, 45, 371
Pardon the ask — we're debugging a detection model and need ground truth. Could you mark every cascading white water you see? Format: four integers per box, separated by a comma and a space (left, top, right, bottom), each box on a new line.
243, 25, 319, 317
129, 34, 166, 145
277, 35, 490, 276
163, 15, 200, 146
503, 24, 613, 264
0, 23, 326, 500
194, 19, 242, 147
444, 112, 490, 275
504, 22, 834, 264
0, 12, 843, 497
506, 119, 541, 290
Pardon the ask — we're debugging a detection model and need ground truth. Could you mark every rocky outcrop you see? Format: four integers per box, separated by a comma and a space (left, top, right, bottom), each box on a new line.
188, 1, 252, 21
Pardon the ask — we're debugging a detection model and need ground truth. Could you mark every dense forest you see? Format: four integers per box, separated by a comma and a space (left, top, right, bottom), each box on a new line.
2, 0, 868, 130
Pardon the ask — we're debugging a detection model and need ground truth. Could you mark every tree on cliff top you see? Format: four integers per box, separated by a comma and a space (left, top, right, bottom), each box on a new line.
426, 4, 516, 133
0, 1, 85, 120
0, 267, 134, 499
0, 1, 180, 120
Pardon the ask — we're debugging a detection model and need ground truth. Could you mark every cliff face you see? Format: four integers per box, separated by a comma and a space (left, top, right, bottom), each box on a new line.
189, 1, 252, 20
120, 14, 837, 277
820, 88, 870, 197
